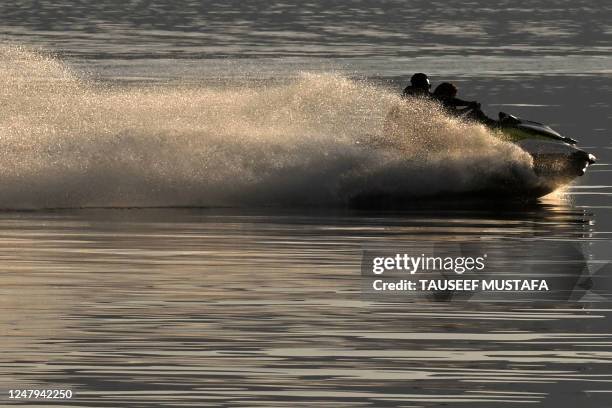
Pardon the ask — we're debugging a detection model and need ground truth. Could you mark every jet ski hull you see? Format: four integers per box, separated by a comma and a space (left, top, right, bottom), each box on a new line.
497, 120, 596, 196
362, 110, 597, 207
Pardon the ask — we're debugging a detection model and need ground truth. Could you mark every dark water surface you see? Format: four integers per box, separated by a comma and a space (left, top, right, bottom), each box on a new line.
1, 1, 612, 407
1, 205, 612, 407
2, 0, 612, 59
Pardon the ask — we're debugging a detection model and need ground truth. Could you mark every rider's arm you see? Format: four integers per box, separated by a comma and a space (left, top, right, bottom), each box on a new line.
448, 97, 480, 109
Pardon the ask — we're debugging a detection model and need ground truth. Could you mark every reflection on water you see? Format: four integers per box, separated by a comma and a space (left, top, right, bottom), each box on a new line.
2, 201, 612, 407
2, 0, 612, 59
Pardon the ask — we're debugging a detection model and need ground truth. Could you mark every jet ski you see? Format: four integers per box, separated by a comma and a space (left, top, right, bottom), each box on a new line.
493, 112, 596, 196
352, 107, 597, 207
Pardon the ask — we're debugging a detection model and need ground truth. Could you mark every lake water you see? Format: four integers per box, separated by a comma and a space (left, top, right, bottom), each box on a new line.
1, 1, 612, 407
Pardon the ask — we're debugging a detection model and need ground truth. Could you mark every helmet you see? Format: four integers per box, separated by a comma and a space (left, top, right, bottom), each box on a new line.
410, 73, 430, 89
